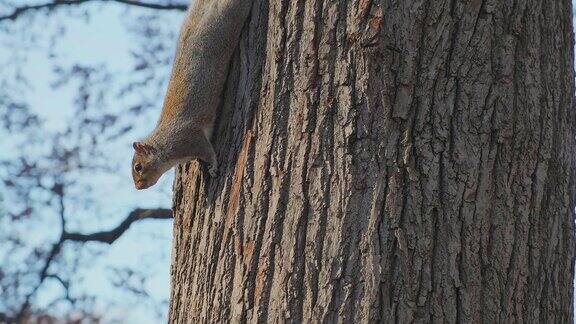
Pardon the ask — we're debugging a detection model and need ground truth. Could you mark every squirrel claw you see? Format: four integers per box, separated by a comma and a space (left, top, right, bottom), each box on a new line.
208, 165, 218, 177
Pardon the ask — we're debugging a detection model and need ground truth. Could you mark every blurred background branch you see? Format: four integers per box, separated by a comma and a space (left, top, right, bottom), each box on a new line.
62, 208, 172, 244
0, 0, 185, 321
0, 0, 187, 21
13, 206, 171, 322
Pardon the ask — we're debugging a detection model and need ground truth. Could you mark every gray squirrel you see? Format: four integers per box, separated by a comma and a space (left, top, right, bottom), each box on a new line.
131, 0, 252, 190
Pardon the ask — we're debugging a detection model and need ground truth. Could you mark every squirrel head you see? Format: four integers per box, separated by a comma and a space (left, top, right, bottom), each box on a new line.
131, 142, 165, 190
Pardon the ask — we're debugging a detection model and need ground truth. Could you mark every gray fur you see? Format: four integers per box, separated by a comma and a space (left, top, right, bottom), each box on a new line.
131, 0, 253, 189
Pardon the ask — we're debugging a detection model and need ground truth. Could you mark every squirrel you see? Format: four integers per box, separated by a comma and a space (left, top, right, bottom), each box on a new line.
131, 0, 253, 190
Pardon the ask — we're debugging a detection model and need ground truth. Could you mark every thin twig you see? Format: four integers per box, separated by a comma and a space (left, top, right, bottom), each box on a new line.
0, 0, 188, 21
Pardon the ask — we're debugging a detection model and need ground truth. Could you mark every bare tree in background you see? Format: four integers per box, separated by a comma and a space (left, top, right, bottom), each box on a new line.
0, 0, 189, 321
169, 0, 576, 322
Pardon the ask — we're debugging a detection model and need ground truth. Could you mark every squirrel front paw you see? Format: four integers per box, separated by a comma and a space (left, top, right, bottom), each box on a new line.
208, 164, 218, 177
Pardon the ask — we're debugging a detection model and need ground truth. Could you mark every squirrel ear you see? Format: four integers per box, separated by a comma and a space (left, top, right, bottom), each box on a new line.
133, 142, 155, 155
133, 142, 142, 152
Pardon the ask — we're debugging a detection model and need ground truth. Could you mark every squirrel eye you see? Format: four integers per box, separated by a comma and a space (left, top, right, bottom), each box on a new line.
134, 163, 142, 172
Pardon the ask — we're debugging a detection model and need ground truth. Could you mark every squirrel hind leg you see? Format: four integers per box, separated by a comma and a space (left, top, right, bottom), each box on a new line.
202, 122, 214, 140
191, 129, 218, 177
203, 136, 218, 177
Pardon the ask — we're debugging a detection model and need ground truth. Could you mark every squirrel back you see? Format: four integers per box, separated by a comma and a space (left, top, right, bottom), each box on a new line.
131, 0, 253, 190
159, 0, 252, 127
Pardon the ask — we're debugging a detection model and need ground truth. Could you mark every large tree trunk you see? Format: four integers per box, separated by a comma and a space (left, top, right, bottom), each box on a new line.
168, 0, 575, 322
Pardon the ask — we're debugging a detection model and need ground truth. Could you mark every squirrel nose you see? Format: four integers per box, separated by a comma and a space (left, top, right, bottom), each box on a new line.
135, 181, 146, 190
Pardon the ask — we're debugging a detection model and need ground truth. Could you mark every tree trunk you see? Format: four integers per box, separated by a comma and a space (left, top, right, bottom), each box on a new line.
168, 0, 575, 322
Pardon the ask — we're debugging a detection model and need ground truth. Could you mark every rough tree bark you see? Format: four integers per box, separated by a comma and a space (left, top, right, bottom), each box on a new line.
169, 0, 575, 322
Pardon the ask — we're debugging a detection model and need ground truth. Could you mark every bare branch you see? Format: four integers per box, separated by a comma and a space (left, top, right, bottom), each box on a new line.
107, 0, 187, 10
11, 208, 171, 320
45, 274, 74, 304
0, 0, 188, 22
0, 312, 10, 323
15, 241, 64, 321
62, 208, 172, 244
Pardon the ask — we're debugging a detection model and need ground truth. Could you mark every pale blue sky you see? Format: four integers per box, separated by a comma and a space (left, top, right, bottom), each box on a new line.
0, 2, 186, 322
